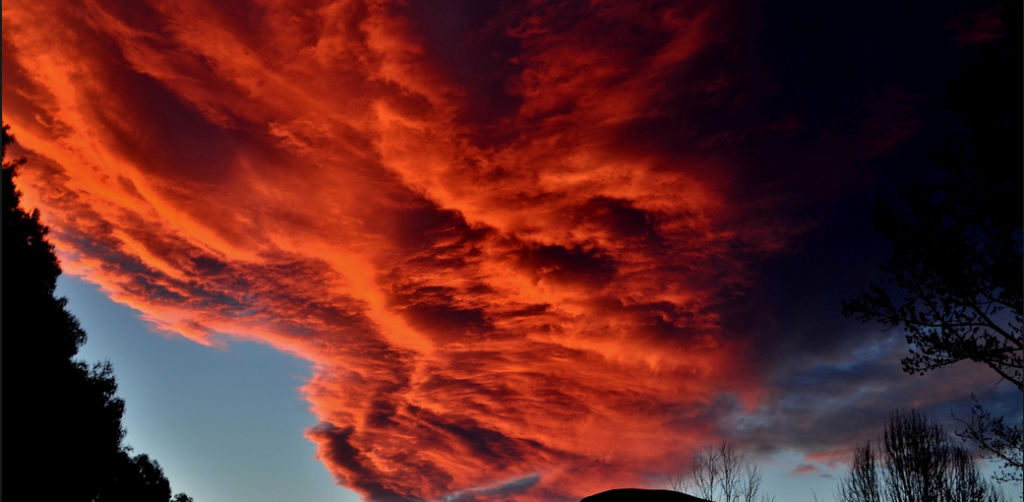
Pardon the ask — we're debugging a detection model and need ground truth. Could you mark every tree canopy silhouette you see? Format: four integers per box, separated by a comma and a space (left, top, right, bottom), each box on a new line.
667, 440, 775, 502
842, 0, 1022, 483
835, 409, 1007, 502
3, 123, 193, 502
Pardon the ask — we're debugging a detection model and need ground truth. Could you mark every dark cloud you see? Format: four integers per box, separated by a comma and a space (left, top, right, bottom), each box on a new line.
308, 423, 426, 502
513, 243, 618, 289
387, 285, 491, 341
575, 197, 665, 245
443, 475, 542, 502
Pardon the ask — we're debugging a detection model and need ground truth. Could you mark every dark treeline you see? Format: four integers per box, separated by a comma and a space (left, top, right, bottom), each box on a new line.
836, 410, 1007, 502
3, 124, 192, 502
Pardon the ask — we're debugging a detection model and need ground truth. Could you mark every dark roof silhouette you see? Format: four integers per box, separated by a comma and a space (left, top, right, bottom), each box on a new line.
580, 488, 711, 502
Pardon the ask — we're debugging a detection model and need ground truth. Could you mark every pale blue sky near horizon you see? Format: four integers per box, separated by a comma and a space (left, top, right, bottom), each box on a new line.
59, 274, 362, 502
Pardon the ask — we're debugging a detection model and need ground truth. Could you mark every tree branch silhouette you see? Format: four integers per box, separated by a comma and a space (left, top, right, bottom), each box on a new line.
842, 0, 1022, 483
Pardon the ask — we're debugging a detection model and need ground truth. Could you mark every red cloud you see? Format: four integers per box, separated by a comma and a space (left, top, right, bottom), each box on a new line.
3, 1, 800, 500
786, 463, 824, 477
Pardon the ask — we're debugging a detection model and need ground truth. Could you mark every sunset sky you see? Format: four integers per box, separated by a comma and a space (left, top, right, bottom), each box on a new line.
3, 1, 1020, 501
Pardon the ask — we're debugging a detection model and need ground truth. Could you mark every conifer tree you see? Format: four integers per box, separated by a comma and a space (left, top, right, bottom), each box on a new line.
3, 123, 193, 502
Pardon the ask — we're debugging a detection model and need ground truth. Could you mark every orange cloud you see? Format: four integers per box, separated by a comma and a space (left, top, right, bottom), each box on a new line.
3, 1, 797, 500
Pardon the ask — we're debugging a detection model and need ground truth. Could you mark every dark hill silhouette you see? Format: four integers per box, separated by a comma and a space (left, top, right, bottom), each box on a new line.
580, 488, 711, 502
2, 123, 192, 502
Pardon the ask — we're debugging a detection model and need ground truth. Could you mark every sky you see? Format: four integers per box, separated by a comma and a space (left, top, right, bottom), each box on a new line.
2, 1, 1021, 501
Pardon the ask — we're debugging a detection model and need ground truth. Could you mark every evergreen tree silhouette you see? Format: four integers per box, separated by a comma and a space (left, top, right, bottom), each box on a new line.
3, 123, 193, 502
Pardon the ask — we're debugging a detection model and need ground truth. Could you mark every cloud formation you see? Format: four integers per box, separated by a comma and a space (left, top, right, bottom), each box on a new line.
3, 0, 1009, 500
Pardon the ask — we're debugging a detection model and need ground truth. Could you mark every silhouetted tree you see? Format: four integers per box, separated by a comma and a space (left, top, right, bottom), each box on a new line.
835, 409, 1006, 502
668, 440, 775, 502
836, 443, 880, 502
3, 123, 192, 501
842, 0, 1022, 483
